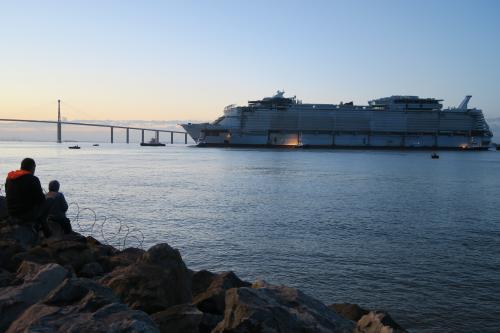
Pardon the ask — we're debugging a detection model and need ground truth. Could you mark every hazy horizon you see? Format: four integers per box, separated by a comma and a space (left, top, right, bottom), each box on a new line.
1, 117, 499, 143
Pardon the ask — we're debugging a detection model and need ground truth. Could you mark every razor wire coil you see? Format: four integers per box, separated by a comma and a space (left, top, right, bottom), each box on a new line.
1, 184, 144, 250
66, 202, 144, 250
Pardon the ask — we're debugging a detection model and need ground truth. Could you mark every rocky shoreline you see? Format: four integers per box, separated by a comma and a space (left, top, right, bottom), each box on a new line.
0, 217, 408, 333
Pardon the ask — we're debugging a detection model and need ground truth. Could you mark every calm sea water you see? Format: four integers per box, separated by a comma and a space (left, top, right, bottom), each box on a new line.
1, 142, 499, 333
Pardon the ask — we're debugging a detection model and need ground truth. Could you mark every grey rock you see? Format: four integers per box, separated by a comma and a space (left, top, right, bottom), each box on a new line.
15, 260, 46, 280
213, 283, 355, 333
138, 243, 182, 265
199, 312, 223, 333
106, 247, 146, 270
354, 311, 408, 333
42, 234, 95, 271
151, 303, 203, 333
192, 269, 216, 298
0, 262, 69, 331
194, 271, 250, 315
85, 236, 118, 262
329, 303, 369, 322
10, 243, 55, 269
43, 276, 119, 307
46, 218, 66, 238
6, 272, 158, 332
10, 233, 119, 273
0, 223, 38, 250
7, 302, 160, 333
100, 243, 192, 314
0, 238, 25, 271
79, 262, 105, 278
0, 268, 13, 287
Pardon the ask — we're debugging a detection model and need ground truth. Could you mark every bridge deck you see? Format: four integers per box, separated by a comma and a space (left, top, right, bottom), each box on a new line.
0, 118, 188, 144
0, 118, 185, 134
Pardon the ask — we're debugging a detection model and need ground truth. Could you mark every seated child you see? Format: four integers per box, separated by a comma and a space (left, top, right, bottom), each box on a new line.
45, 180, 72, 234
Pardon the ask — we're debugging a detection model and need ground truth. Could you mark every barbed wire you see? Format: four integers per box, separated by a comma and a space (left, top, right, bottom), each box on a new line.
1, 184, 143, 250
66, 202, 145, 250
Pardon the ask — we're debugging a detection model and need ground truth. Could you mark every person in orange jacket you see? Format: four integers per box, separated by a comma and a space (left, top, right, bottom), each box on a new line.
5, 158, 51, 237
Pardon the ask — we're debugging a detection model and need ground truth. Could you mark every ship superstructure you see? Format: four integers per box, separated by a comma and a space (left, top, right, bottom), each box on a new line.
181, 91, 492, 149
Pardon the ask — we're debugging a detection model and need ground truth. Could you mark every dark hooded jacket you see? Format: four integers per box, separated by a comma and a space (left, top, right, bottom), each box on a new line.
5, 170, 45, 218
46, 191, 69, 219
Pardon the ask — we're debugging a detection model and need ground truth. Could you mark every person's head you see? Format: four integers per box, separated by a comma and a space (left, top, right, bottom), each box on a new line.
48, 180, 60, 192
20, 158, 36, 173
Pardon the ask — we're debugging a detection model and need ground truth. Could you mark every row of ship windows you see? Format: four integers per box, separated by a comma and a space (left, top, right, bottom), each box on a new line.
203, 130, 484, 136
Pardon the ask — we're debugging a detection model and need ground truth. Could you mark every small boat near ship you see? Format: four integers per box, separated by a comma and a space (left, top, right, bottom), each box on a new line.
140, 138, 166, 147
68, 145, 80, 150
431, 152, 439, 159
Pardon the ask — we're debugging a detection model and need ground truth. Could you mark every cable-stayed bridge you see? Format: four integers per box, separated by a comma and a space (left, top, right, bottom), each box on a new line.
0, 100, 188, 144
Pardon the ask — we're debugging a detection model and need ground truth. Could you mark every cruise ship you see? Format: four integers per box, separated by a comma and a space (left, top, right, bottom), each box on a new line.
181, 91, 492, 149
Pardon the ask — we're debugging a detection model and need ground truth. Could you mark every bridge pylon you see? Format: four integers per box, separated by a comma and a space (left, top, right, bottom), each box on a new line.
57, 99, 62, 143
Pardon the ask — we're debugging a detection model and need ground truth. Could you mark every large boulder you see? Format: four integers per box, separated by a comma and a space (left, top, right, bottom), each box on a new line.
6, 271, 160, 332
192, 269, 217, 298
100, 243, 192, 314
0, 222, 38, 250
43, 275, 119, 308
7, 302, 160, 333
0, 262, 70, 331
0, 238, 25, 271
194, 271, 250, 315
41, 234, 102, 271
79, 261, 105, 278
354, 311, 408, 333
106, 247, 146, 270
15, 260, 48, 281
151, 303, 203, 333
9, 233, 118, 274
9, 242, 54, 268
329, 303, 369, 322
213, 281, 355, 333
0, 268, 13, 288
199, 312, 223, 333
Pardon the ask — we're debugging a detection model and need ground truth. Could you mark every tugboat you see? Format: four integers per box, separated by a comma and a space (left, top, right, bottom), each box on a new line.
68, 145, 81, 150
140, 137, 166, 147
431, 152, 439, 159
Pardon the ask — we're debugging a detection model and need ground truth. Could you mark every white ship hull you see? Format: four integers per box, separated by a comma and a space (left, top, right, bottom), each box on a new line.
182, 92, 492, 150
194, 133, 487, 149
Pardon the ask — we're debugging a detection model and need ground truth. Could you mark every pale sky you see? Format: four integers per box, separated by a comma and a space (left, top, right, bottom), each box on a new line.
1, 0, 499, 121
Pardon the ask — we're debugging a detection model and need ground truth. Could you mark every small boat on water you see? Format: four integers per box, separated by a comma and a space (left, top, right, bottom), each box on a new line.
497, 146, 500, 151
431, 152, 439, 159
68, 145, 81, 150
93, 144, 99, 147
140, 138, 166, 147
